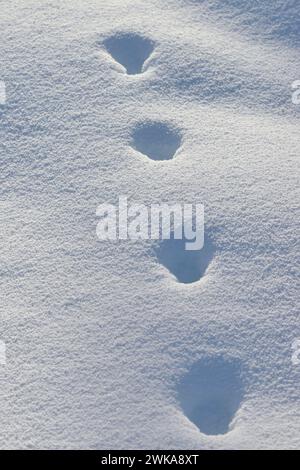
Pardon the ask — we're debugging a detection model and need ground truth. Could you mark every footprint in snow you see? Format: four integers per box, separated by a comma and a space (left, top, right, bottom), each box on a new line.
178, 356, 244, 435
104, 33, 154, 75
131, 121, 182, 161
154, 235, 213, 284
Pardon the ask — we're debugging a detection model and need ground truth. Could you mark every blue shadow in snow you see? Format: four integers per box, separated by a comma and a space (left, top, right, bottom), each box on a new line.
154, 235, 214, 284
104, 33, 154, 75
178, 356, 244, 435
132, 121, 182, 161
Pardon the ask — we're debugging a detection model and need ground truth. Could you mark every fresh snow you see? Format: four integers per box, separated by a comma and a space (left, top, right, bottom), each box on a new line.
0, 0, 299, 450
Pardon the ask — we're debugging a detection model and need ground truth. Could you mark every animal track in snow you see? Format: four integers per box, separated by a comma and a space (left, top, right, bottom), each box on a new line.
178, 357, 243, 435
104, 33, 154, 75
155, 236, 213, 284
132, 121, 182, 161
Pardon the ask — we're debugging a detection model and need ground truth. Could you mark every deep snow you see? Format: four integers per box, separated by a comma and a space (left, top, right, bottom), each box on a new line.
0, 0, 299, 449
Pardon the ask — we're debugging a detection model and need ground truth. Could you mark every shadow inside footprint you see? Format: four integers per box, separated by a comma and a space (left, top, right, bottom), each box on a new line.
178, 357, 243, 435
104, 33, 154, 75
155, 236, 213, 284
132, 122, 181, 161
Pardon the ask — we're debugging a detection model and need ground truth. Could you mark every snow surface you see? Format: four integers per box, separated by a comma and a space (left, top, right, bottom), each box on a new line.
0, 0, 300, 449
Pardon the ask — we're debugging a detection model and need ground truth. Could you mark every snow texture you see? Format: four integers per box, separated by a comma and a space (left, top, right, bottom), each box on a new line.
0, 0, 300, 450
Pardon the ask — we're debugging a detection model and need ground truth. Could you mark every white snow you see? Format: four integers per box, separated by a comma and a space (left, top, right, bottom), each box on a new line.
0, 0, 299, 449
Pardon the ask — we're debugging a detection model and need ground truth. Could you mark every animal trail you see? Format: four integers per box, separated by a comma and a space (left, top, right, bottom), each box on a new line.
132, 121, 182, 161
155, 236, 213, 284
178, 356, 244, 435
104, 33, 154, 75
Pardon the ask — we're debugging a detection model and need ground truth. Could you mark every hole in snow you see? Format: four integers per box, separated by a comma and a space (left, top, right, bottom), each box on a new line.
178, 357, 243, 435
104, 33, 154, 75
132, 122, 181, 161
155, 236, 213, 284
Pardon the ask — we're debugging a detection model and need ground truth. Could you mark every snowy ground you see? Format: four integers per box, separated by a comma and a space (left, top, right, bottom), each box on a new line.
0, 0, 299, 449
